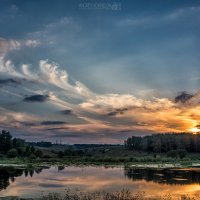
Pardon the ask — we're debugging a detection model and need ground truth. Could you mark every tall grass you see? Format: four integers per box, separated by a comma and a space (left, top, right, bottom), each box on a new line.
41, 189, 200, 200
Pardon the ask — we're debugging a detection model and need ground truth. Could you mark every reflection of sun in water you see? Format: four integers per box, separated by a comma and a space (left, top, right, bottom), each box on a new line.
190, 127, 200, 134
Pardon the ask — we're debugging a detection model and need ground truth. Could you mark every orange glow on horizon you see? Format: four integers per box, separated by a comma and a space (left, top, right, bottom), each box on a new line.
190, 127, 200, 134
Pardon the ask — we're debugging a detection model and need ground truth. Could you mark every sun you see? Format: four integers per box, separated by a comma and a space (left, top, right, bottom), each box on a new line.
190, 127, 200, 134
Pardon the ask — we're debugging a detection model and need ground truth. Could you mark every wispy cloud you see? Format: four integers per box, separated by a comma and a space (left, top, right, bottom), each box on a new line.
0, 78, 20, 85
1, 54, 200, 141
0, 38, 40, 57
116, 6, 200, 27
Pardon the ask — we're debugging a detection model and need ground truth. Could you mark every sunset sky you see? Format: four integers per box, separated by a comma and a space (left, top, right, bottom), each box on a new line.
0, 0, 200, 143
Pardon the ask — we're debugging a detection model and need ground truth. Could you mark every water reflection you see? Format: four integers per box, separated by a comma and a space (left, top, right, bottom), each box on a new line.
0, 166, 200, 198
0, 167, 44, 191
124, 168, 200, 185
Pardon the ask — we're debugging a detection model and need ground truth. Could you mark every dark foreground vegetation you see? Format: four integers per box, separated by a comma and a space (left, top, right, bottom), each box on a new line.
2, 130, 200, 167
1, 189, 199, 200
41, 189, 199, 200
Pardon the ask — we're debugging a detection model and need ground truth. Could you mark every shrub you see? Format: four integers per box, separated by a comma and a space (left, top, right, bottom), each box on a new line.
177, 149, 187, 159
167, 150, 178, 158
35, 149, 43, 157
167, 149, 187, 159
42, 154, 52, 159
29, 154, 37, 159
17, 147, 26, 155
58, 151, 64, 158
7, 148, 18, 158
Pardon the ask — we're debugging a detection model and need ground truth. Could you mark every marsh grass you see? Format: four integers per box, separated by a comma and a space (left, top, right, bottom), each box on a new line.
41, 189, 200, 200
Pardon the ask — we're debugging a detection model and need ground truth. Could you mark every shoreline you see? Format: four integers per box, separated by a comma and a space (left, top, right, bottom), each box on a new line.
1, 162, 200, 169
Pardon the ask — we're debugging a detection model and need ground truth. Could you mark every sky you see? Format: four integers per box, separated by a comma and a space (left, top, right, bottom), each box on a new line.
0, 0, 200, 143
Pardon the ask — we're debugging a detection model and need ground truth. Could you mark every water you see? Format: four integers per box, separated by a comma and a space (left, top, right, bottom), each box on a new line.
1, 166, 200, 198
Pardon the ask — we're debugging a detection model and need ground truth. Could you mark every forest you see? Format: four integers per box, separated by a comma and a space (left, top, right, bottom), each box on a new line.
2, 129, 200, 162
0, 130, 43, 158
125, 133, 200, 154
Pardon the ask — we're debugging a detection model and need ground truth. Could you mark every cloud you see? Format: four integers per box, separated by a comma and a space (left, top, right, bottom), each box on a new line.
80, 94, 141, 114
107, 108, 129, 116
40, 121, 67, 125
116, 6, 200, 28
79, 93, 198, 133
24, 40, 40, 47
27, 16, 78, 44
0, 38, 21, 57
23, 94, 49, 102
52, 133, 82, 138
60, 109, 73, 115
0, 38, 40, 58
174, 91, 200, 107
0, 57, 94, 101
45, 127, 69, 131
0, 107, 38, 129
37, 60, 94, 99
175, 92, 194, 103
1, 55, 200, 142
19, 120, 67, 127
0, 78, 20, 85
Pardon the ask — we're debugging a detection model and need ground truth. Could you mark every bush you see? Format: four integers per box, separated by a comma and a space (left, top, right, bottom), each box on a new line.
42, 154, 52, 159
35, 149, 43, 157
177, 149, 187, 159
167, 149, 187, 159
29, 154, 37, 159
167, 150, 177, 158
58, 151, 64, 158
7, 148, 18, 158
17, 147, 26, 155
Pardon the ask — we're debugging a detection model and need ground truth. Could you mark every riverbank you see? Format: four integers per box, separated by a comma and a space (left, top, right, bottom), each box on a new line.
2, 147, 200, 169
1, 158, 200, 169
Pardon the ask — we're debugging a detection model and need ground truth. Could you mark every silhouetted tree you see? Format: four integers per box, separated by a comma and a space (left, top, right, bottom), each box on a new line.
125, 133, 200, 153
0, 130, 12, 153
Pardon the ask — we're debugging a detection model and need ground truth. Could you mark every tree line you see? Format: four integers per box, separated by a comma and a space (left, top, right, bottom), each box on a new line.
0, 130, 84, 159
0, 130, 43, 158
124, 133, 200, 153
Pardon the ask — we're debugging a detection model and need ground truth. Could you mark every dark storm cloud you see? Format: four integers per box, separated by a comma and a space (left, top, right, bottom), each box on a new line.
45, 127, 69, 131
38, 183, 64, 188
51, 133, 83, 138
175, 92, 194, 103
0, 78, 20, 85
23, 94, 49, 102
40, 121, 67, 125
21, 121, 67, 127
20, 122, 38, 126
107, 108, 129, 116
60, 109, 73, 115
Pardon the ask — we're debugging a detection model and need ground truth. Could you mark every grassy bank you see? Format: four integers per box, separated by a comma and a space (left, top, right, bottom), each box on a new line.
2, 145, 200, 169
2, 131, 200, 169
0, 155, 200, 169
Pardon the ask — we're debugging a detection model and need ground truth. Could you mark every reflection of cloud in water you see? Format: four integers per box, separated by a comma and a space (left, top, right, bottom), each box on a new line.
1, 166, 200, 198
124, 168, 200, 185
38, 183, 65, 188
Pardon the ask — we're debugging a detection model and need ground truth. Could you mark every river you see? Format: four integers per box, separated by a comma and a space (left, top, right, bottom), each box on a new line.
1, 166, 200, 198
